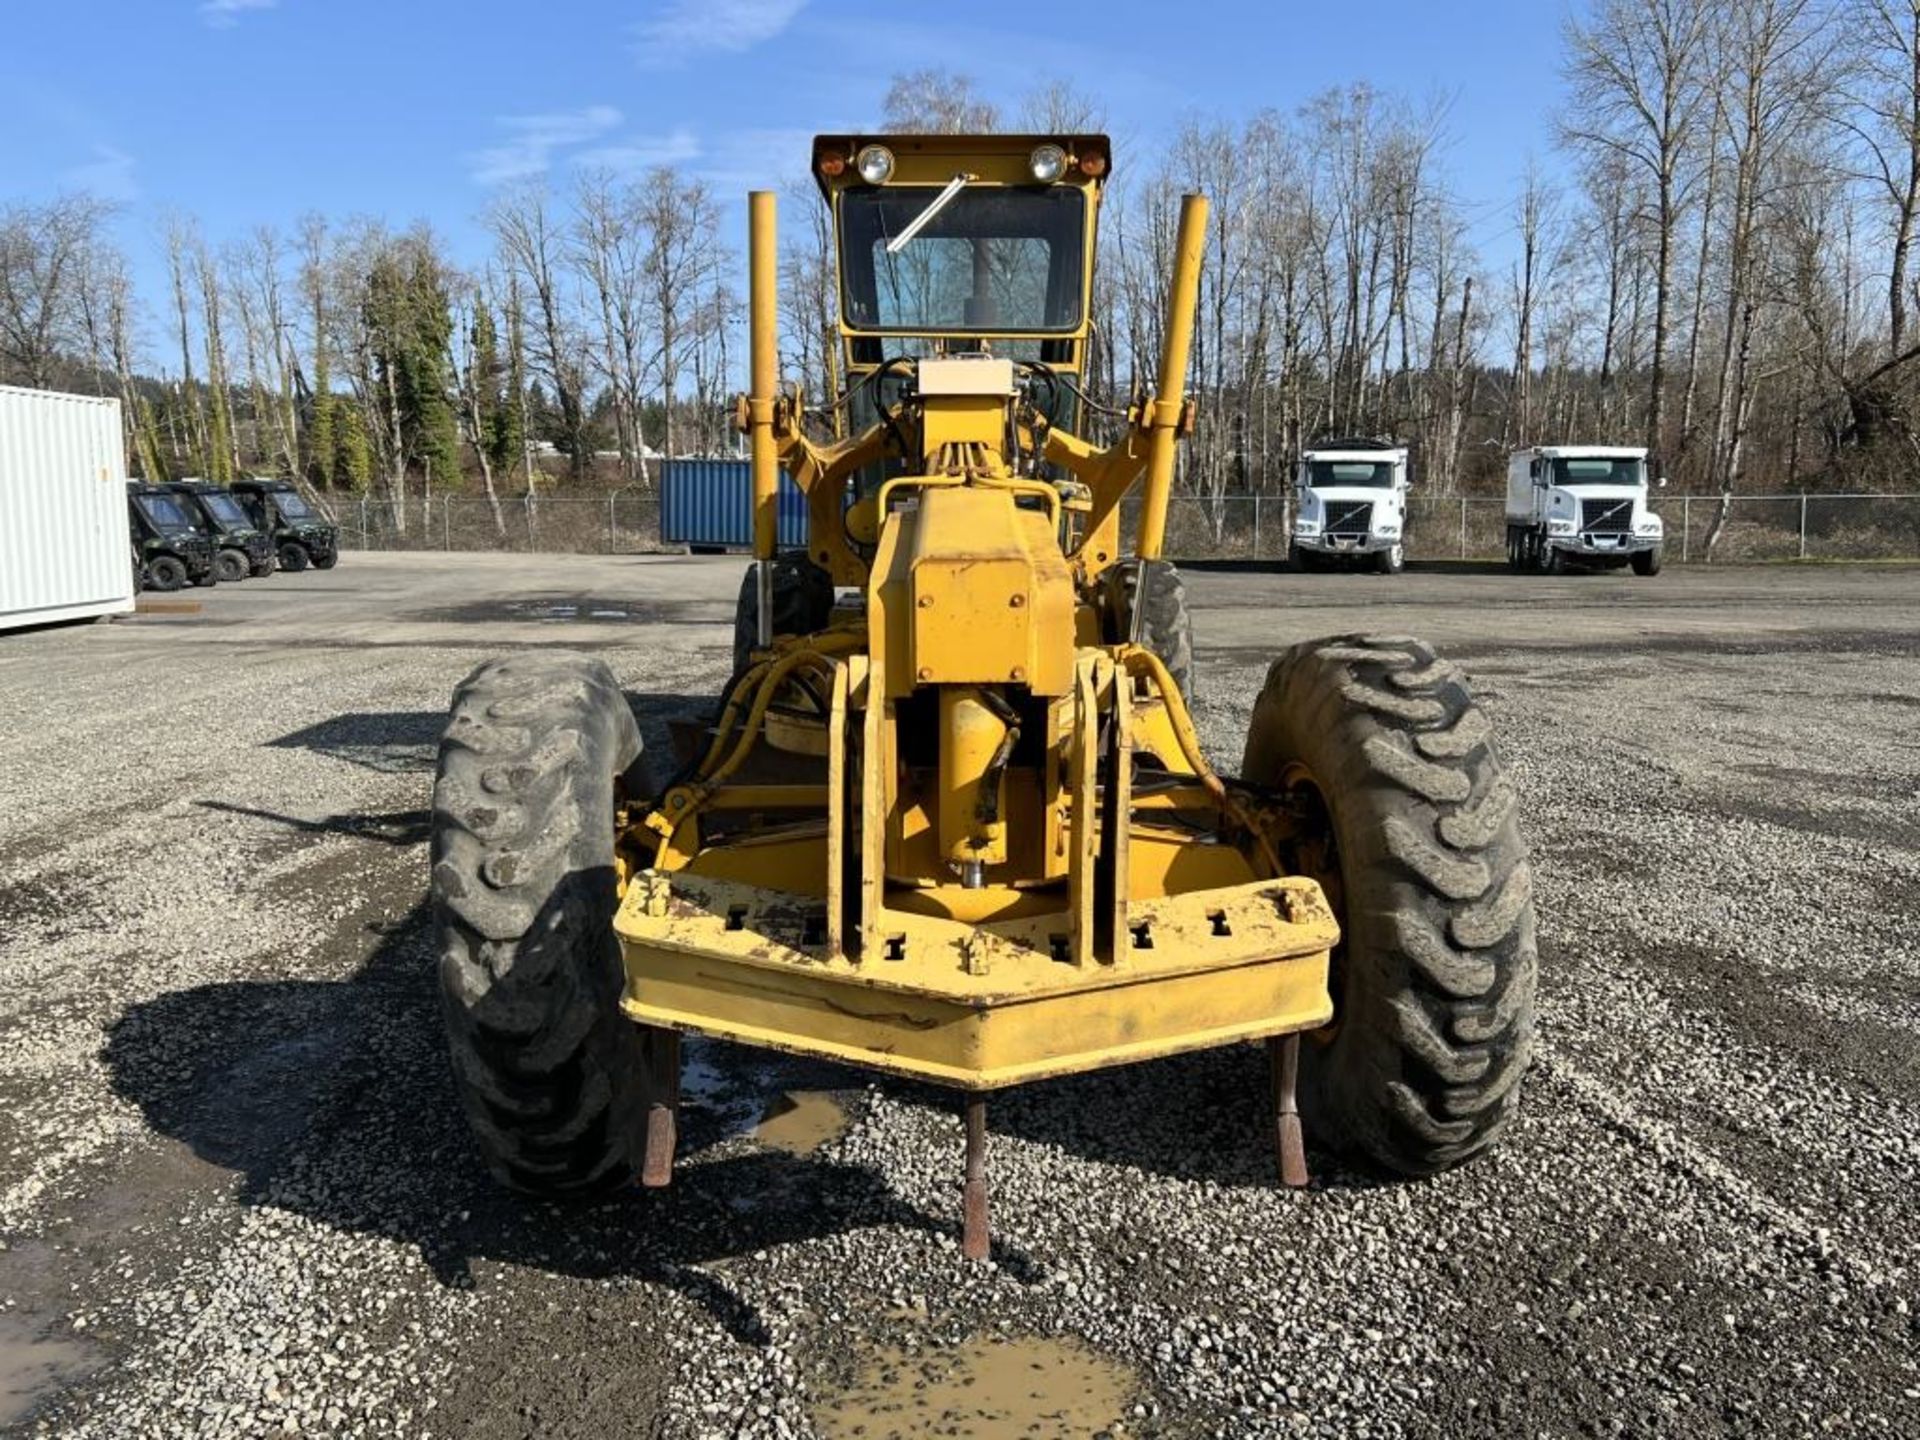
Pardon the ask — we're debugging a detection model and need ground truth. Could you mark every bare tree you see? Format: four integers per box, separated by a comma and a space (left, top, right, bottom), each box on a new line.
488, 182, 591, 480
881, 70, 1001, 132
1564, 0, 1715, 465
0, 195, 112, 389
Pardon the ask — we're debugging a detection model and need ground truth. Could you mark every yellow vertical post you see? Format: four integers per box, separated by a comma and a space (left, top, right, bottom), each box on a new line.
748, 190, 779, 645
1136, 193, 1209, 562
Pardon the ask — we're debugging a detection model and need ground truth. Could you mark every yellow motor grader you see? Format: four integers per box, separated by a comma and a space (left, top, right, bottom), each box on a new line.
430, 134, 1536, 1256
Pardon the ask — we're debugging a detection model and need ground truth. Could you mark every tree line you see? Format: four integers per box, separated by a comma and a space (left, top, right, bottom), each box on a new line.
5, 0, 1920, 549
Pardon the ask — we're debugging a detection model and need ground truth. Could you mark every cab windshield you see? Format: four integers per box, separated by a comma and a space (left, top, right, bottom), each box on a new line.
199, 492, 250, 528
136, 495, 196, 530
1551, 457, 1644, 487
1306, 460, 1396, 489
272, 489, 315, 520
840, 186, 1086, 334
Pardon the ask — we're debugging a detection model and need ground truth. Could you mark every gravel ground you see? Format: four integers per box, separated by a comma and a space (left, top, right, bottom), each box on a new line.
1, 552, 1916, 1438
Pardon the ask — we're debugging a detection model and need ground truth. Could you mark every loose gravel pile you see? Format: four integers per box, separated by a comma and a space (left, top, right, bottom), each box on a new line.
0, 555, 1915, 1438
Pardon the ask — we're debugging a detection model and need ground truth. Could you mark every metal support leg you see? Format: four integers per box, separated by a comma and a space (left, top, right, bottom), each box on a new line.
962, 1094, 990, 1260
1270, 1033, 1309, 1188
641, 1028, 681, 1188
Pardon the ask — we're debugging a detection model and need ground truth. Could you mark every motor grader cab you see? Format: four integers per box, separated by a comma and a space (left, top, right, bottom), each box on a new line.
430, 134, 1538, 1256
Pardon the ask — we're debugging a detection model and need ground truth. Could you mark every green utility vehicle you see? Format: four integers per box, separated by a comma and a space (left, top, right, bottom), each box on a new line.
230, 478, 339, 572
127, 483, 217, 591
166, 481, 275, 581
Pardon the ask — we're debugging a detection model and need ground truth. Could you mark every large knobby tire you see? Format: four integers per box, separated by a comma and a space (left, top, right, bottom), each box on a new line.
147, 555, 187, 592
1100, 559, 1195, 700
312, 551, 339, 570
277, 542, 309, 574
732, 553, 834, 675
214, 549, 249, 584
431, 651, 652, 1198
1242, 633, 1536, 1175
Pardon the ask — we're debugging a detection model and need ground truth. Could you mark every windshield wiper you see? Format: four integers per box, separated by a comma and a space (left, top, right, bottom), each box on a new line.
885, 173, 973, 255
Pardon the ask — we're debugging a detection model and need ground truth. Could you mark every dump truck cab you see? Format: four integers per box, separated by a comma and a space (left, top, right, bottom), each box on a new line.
165, 481, 274, 582
429, 132, 1539, 1257
230, 478, 338, 573
1290, 438, 1411, 574
126, 482, 216, 591
1505, 445, 1664, 575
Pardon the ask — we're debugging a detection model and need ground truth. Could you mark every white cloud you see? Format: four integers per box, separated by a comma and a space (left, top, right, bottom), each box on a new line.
64, 144, 138, 202
574, 126, 703, 177
632, 0, 805, 67
468, 105, 624, 185
199, 0, 277, 28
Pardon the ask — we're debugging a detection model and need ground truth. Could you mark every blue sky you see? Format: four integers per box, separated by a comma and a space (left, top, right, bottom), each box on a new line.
1, 0, 1570, 330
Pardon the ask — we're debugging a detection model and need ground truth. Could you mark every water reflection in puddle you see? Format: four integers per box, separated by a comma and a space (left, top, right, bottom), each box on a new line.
813, 1332, 1138, 1440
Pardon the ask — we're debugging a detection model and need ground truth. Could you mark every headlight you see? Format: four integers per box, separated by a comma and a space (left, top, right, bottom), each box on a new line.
855, 145, 895, 185
1547, 519, 1576, 536
1029, 144, 1067, 184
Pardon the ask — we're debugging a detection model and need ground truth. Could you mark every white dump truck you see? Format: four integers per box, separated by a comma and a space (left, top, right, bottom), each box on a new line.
1505, 445, 1664, 575
1289, 438, 1410, 573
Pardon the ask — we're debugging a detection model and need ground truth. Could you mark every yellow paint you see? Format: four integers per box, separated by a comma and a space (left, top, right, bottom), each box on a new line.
616, 869, 1335, 1089
613, 134, 1337, 1094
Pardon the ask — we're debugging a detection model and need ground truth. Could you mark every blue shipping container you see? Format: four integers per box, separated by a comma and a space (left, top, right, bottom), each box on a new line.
660, 459, 809, 550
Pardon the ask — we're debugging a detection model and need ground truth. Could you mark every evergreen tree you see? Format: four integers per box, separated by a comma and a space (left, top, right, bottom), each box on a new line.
365, 237, 461, 489
335, 402, 372, 491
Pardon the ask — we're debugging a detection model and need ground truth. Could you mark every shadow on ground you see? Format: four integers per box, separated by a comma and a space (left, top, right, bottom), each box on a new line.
98, 900, 979, 1346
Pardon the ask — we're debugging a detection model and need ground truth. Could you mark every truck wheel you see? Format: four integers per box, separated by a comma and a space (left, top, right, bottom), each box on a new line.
431, 651, 654, 1197
1101, 558, 1195, 700
147, 555, 187, 592
1536, 539, 1563, 575
1242, 634, 1536, 1175
1631, 547, 1663, 577
249, 558, 275, 579
312, 551, 338, 570
732, 552, 835, 675
277, 543, 309, 573
1289, 543, 1312, 573
1375, 544, 1405, 575
214, 549, 249, 583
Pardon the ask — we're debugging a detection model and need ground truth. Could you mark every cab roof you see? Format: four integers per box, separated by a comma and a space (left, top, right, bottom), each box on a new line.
1516, 445, 1647, 459
810, 133, 1112, 197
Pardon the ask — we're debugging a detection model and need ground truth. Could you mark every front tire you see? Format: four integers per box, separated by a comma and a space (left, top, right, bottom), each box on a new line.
1242, 634, 1537, 1175
732, 552, 834, 676
431, 651, 654, 1197
1100, 558, 1195, 700
147, 555, 187, 592
1631, 546, 1663, 576
312, 551, 338, 570
214, 549, 249, 584
277, 542, 309, 573
1375, 543, 1404, 575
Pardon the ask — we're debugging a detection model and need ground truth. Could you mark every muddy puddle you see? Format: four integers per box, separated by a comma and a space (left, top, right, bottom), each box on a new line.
0, 1315, 99, 1427
812, 1332, 1138, 1439
753, 1090, 848, 1155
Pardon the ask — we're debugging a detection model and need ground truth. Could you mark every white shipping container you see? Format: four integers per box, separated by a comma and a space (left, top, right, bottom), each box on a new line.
0, 384, 135, 631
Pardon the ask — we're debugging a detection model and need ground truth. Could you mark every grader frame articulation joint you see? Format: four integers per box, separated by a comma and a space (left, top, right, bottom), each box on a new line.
431, 134, 1539, 1260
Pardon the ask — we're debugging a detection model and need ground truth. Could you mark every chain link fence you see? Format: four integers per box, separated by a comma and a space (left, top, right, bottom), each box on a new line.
332, 491, 1920, 563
